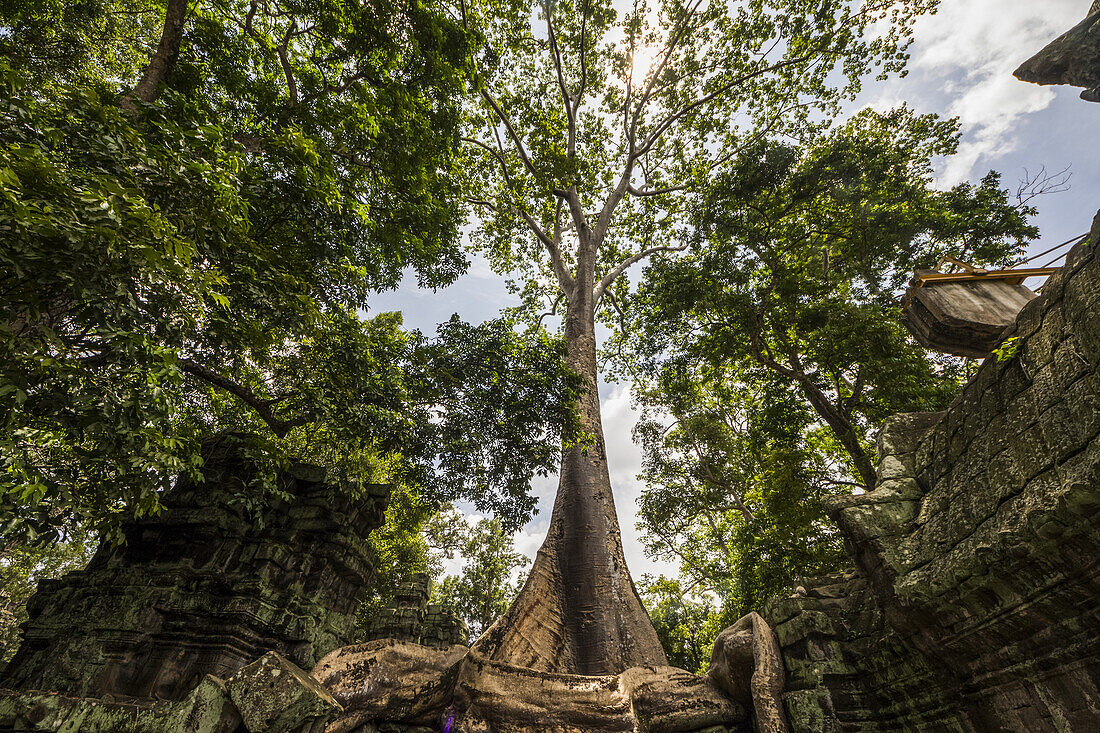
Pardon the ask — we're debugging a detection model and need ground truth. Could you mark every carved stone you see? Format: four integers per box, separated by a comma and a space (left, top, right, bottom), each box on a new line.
227, 651, 342, 733
766, 212, 1100, 730
0, 438, 391, 701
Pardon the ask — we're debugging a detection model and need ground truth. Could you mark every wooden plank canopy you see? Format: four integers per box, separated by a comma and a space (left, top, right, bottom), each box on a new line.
901, 265, 1058, 359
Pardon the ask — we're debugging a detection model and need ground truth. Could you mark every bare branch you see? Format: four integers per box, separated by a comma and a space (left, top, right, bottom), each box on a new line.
1017, 165, 1072, 207
594, 244, 687, 302
537, 292, 566, 327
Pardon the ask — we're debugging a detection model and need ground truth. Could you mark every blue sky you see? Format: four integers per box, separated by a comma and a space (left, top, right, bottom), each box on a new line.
374, 0, 1100, 581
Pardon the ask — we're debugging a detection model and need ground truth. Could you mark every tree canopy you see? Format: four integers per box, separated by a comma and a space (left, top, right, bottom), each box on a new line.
0, 0, 581, 543
623, 107, 1038, 628
462, 0, 937, 322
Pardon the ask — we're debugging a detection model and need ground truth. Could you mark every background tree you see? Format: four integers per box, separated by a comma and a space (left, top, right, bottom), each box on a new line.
459, 0, 936, 675
428, 510, 531, 637
0, 523, 97, 664
0, 1, 580, 543
634, 370, 847, 626
638, 575, 726, 674
623, 108, 1039, 645
629, 107, 1036, 488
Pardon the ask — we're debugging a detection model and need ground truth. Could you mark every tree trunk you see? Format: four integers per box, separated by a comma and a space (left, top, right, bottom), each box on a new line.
470, 271, 667, 675
126, 0, 189, 106
797, 379, 878, 489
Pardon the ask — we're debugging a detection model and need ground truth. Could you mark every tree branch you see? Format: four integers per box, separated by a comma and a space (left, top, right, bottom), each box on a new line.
593, 244, 686, 302
553, 187, 592, 237
575, 0, 590, 121
465, 197, 498, 210
545, 4, 577, 158
179, 359, 306, 438
480, 88, 538, 177
537, 292, 566, 327
276, 21, 299, 106
635, 51, 822, 159
520, 209, 575, 293
626, 183, 689, 197
462, 136, 519, 189
461, 140, 573, 291
124, 0, 189, 107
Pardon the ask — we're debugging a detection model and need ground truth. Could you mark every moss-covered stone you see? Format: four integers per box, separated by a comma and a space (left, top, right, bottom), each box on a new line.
766, 213, 1100, 731
0, 439, 391, 701
227, 652, 341, 733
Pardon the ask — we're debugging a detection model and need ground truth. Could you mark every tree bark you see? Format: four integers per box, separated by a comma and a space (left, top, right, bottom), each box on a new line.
126, 0, 189, 106
795, 377, 878, 489
471, 243, 667, 674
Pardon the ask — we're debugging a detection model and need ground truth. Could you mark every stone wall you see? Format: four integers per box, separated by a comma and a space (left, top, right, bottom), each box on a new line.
362, 573, 469, 649
0, 438, 391, 701
766, 211, 1100, 731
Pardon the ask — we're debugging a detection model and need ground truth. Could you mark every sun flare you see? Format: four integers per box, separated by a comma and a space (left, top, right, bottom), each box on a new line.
630, 45, 660, 86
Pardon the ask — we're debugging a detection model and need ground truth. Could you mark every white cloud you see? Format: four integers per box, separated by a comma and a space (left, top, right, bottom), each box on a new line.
870, 0, 1084, 184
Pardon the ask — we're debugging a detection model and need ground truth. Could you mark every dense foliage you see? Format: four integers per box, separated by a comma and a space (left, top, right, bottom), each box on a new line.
639, 575, 726, 674
0, 522, 97, 664
625, 108, 1038, 634
428, 510, 531, 636
0, 1, 581, 543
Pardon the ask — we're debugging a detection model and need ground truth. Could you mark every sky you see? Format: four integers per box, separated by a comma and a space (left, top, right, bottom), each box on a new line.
373, 0, 1100, 582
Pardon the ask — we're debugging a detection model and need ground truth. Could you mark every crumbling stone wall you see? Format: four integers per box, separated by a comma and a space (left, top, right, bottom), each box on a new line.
362, 573, 468, 649
0, 439, 391, 701
767, 211, 1100, 731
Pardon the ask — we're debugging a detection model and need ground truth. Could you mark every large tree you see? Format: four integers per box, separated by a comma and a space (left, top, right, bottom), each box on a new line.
458, 0, 936, 674
629, 108, 1036, 489
0, 0, 579, 543
623, 108, 1037, 632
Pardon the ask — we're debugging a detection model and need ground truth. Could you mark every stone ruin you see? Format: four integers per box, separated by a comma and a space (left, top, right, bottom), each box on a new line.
1, 438, 389, 701
360, 575, 467, 651
0, 431, 787, 733
4, 15, 1100, 732
765, 211, 1100, 730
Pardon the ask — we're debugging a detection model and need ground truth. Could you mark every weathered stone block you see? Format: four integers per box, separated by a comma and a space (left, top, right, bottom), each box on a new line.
227, 652, 341, 733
